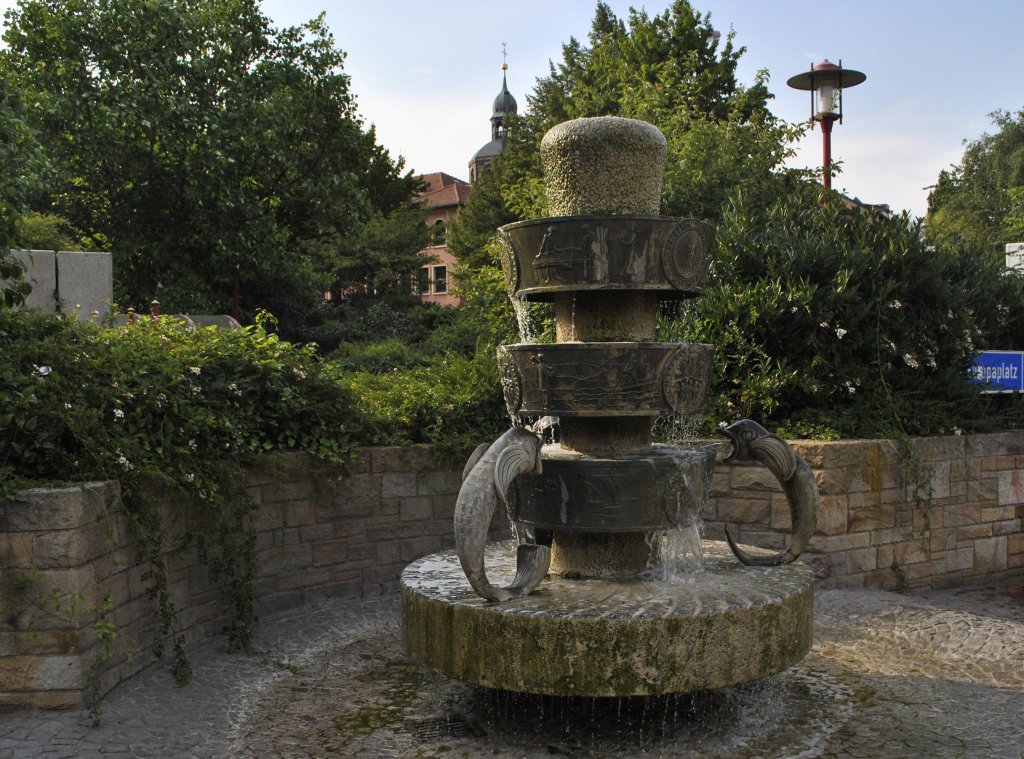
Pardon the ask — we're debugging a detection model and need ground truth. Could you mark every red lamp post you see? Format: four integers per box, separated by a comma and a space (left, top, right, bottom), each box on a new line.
787, 60, 866, 189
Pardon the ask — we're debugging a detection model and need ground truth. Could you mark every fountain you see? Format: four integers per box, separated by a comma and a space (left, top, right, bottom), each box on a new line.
401, 117, 818, 697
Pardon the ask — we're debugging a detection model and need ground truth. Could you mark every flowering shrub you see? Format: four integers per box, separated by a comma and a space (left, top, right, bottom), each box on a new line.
0, 308, 364, 679
664, 181, 1024, 438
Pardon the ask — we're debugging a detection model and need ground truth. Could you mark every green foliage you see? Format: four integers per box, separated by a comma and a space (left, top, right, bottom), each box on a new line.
516, 0, 795, 223
0, 308, 363, 678
343, 350, 507, 462
665, 182, 1024, 438
0, 0, 423, 328
0, 73, 40, 309
0, 73, 39, 251
926, 109, 1024, 253
12, 212, 85, 252
1005, 186, 1024, 241
447, 1, 797, 360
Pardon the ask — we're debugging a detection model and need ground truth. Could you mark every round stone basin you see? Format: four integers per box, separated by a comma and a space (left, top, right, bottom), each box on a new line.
401, 541, 815, 698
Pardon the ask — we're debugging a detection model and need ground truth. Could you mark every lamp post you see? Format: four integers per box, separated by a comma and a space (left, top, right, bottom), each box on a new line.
787, 60, 866, 189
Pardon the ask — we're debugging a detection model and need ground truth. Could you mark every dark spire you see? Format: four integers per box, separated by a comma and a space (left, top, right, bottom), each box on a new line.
491, 61, 518, 140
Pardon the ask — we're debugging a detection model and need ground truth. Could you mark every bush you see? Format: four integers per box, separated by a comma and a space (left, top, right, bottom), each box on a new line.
665, 182, 1024, 438
0, 308, 365, 681
343, 350, 507, 462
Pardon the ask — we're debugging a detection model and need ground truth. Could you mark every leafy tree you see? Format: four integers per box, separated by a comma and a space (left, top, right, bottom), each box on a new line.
926, 109, 1024, 253
0, 74, 39, 308
513, 0, 797, 221
447, 0, 798, 354
0, 0, 424, 328
1005, 186, 1024, 241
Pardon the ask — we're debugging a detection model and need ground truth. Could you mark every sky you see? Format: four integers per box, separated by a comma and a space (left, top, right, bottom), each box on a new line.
2, 0, 1022, 219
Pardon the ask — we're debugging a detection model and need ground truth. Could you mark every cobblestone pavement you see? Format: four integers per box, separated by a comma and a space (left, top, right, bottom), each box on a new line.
1, 580, 1022, 758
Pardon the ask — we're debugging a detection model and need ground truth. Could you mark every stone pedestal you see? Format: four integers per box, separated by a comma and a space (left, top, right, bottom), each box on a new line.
402, 541, 815, 696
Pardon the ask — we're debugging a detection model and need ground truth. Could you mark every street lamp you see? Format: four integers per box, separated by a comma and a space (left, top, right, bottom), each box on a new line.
787, 60, 866, 189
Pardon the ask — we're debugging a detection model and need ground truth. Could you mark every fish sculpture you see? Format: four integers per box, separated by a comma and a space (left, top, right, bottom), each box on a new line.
455, 426, 549, 601
720, 419, 818, 566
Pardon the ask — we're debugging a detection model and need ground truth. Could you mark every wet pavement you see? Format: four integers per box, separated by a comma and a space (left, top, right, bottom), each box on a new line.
1, 579, 1022, 758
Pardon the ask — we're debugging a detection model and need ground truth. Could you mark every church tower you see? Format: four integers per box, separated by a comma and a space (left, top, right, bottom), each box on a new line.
469, 57, 518, 184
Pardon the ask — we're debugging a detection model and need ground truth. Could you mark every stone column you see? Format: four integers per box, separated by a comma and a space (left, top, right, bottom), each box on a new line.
539, 116, 669, 577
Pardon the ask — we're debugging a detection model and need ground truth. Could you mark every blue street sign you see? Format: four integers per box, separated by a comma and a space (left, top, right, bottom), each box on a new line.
970, 351, 1024, 393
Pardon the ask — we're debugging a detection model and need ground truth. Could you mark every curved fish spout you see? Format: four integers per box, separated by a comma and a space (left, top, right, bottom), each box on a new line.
455, 427, 550, 601
720, 419, 819, 566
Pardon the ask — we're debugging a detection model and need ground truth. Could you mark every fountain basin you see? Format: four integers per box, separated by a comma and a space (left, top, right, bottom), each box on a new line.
402, 541, 815, 697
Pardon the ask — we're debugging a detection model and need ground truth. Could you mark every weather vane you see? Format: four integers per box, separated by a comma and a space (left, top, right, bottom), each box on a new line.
502, 42, 508, 71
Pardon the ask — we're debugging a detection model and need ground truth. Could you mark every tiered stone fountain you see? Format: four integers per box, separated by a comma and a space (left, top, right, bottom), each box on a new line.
402, 117, 818, 697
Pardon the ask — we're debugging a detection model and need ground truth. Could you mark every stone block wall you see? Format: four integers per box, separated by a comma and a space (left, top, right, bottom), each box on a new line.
2, 433, 1023, 710
0, 447, 463, 710
702, 432, 1024, 589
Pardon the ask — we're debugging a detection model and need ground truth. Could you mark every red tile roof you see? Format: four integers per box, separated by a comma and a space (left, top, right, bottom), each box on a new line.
417, 172, 471, 209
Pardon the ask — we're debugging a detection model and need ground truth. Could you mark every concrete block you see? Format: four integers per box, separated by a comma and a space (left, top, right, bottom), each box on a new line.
399, 496, 434, 522
845, 547, 878, 573
715, 497, 770, 526
816, 494, 848, 536
324, 473, 381, 519
382, 473, 417, 499
372, 446, 433, 473
893, 539, 929, 565
973, 537, 1007, 573
9, 249, 57, 313
2, 484, 107, 531
966, 477, 998, 504
56, 250, 113, 320
416, 470, 460, 496
730, 464, 781, 491
997, 470, 1024, 506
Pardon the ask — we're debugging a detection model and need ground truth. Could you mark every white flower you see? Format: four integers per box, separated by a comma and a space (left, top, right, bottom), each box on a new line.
117, 453, 133, 471
113, 408, 125, 420
293, 368, 306, 380
819, 321, 829, 329
185, 473, 196, 482
64, 402, 73, 410
835, 327, 847, 339
844, 381, 856, 394
34, 365, 52, 377
903, 354, 919, 369
189, 366, 201, 375
188, 439, 197, 451
889, 300, 903, 309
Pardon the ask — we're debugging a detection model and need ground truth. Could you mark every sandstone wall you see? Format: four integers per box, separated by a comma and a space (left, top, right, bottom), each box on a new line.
2, 433, 1022, 709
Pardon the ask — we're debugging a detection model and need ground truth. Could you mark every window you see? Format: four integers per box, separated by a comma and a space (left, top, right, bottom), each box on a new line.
433, 265, 447, 294
431, 220, 446, 245
418, 267, 431, 295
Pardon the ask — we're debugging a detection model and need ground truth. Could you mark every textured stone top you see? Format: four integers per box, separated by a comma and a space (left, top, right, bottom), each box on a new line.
541, 116, 668, 216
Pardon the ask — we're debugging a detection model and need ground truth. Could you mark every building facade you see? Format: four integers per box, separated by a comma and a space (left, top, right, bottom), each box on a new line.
415, 66, 517, 307
416, 172, 471, 307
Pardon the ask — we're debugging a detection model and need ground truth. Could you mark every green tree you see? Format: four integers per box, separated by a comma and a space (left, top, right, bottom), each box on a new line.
447, 0, 798, 353
926, 109, 1024, 253
1, 0, 423, 327
0, 74, 40, 308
